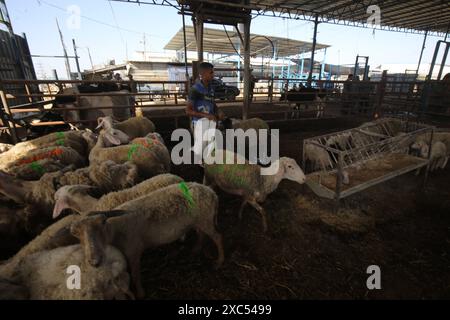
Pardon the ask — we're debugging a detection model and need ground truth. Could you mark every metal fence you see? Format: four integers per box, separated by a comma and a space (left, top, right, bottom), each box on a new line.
0, 75, 448, 143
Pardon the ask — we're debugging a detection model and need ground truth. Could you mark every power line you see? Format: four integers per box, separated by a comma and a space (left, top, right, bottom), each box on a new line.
107, 0, 128, 59
35, 0, 165, 39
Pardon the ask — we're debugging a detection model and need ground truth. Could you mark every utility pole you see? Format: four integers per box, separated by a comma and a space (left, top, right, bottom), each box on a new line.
72, 39, 81, 79
56, 19, 72, 79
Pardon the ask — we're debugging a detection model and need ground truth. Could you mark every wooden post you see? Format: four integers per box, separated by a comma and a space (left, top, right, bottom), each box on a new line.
0, 89, 19, 144
24, 83, 33, 103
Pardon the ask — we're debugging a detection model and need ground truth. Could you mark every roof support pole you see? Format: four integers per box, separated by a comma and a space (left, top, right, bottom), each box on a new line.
193, 16, 204, 63
182, 9, 190, 86
300, 52, 305, 79
237, 41, 241, 91
307, 14, 319, 87
242, 17, 251, 120
416, 30, 428, 77
444, 23, 449, 42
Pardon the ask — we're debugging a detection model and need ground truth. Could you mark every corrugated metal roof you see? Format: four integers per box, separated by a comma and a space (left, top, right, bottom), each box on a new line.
164, 26, 329, 57
248, 0, 450, 35
112, 0, 450, 35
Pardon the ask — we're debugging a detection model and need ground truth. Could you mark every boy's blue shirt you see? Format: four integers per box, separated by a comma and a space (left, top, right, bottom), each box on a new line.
188, 80, 216, 123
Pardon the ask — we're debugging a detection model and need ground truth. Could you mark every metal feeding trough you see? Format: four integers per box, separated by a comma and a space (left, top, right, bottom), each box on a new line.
303, 118, 435, 208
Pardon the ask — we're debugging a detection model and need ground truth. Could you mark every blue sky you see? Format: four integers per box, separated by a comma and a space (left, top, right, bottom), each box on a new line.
6, 0, 446, 79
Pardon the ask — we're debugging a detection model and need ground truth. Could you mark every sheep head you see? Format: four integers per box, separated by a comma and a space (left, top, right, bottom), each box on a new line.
100, 128, 130, 147
53, 185, 99, 218
70, 210, 127, 267
280, 157, 306, 184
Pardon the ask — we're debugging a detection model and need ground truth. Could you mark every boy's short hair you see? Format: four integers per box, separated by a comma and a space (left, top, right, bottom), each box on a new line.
198, 62, 214, 73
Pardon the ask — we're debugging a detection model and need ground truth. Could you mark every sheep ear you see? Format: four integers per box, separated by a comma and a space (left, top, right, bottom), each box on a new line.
53, 196, 71, 219
104, 132, 121, 146
96, 117, 106, 130
104, 210, 128, 220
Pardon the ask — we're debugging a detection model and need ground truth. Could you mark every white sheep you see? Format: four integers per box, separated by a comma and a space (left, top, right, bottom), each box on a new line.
0, 131, 97, 168
304, 143, 333, 172
0, 161, 139, 236
2, 146, 86, 180
96, 116, 156, 139
325, 132, 352, 150
3, 244, 132, 300
68, 182, 224, 298
52, 173, 184, 218
89, 129, 170, 179
414, 131, 450, 151
0, 161, 138, 210
203, 151, 306, 232
413, 141, 448, 173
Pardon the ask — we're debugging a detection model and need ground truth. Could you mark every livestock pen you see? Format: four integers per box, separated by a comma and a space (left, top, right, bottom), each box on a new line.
1, 75, 448, 144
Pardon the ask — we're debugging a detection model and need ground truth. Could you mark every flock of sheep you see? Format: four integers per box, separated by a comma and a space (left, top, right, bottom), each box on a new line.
0, 115, 306, 300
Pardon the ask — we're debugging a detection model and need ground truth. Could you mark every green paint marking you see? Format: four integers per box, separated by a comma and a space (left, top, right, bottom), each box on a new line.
179, 182, 196, 214
127, 144, 140, 161
207, 164, 249, 188
55, 132, 65, 146
29, 161, 45, 175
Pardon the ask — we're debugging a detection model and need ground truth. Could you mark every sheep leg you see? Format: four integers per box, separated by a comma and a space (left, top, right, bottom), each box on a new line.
202, 174, 209, 185
247, 199, 268, 233
128, 253, 145, 299
238, 200, 248, 220
442, 157, 448, 169
192, 229, 205, 255
194, 221, 225, 268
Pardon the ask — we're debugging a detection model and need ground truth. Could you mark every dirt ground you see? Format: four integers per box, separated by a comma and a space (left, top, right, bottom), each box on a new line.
140, 120, 450, 300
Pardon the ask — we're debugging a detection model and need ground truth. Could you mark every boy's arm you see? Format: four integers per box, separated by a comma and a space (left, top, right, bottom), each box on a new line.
186, 101, 216, 121
186, 86, 216, 121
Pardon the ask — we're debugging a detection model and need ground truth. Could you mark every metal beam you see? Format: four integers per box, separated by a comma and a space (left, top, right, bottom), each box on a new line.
243, 19, 251, 120
307, 14, 319, 86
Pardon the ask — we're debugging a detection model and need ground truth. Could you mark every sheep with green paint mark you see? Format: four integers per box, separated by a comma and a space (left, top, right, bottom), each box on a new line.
3, 146, 85, 180
90, 129, 170, 179
68, 182, 224, 298
0, 131, 97, 169
204, 151, 306, 232
52, 174, 184, 217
